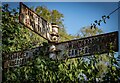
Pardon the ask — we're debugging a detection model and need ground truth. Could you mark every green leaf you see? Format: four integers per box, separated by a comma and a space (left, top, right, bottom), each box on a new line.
112, 66, 116, 71
87, 69, 91, 74
69, 73, 73, 80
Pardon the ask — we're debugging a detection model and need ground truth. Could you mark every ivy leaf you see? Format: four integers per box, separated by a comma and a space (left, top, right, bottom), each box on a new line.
69, 73, 73, 80
112, 66, 116, 71
10, 37, 14, 40
68, 64, 70, 70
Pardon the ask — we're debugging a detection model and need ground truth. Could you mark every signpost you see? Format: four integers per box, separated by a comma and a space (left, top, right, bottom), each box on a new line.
3, 2, 119, 68
55, 31, 118, 59
3, 2, 60, 68
19, 2, 52, 41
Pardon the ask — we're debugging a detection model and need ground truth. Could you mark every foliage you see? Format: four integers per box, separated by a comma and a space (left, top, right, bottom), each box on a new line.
76, 25, 120, 82
2, 3, 120, 83
79, 26, 103, 37
2, 3, 77, 54
2, 4, 48, 53
35, 5, 79, 42
3, 50, 120, 82
35, 5, 64, 27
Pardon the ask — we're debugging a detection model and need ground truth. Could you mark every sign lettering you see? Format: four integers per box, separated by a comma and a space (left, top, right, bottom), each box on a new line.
3, 46, 47, 68
19, 2, 52, 41
56, 31, 118, 59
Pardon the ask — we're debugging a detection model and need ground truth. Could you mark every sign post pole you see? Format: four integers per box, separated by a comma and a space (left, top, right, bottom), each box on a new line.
49, 23, 59, 59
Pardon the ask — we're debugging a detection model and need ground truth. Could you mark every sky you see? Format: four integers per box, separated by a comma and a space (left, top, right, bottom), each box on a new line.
2, 2, 119, 35
2, 2, 120, 57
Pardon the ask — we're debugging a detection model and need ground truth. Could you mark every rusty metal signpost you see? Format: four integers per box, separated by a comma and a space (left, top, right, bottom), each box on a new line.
19, 2, 53, 42
3, 2, 119, 68
3, 2, 59, 68
55, 31, 118, 59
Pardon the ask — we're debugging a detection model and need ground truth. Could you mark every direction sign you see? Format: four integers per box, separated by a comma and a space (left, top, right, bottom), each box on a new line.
3, 46, 48, 68
3, 31, 119, 68
55, 31, 118, 59
19, 2, 52, 41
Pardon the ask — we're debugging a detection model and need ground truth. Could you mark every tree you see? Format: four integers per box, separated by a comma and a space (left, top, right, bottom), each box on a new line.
79, 26, 103, 37
35, 6, 64, 27
35, 5, 78, 42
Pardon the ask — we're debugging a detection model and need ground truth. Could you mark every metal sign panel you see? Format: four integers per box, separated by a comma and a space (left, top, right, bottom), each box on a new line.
56, 31, 118, 59
3, 46, 48, 68
19, 2, 52, 41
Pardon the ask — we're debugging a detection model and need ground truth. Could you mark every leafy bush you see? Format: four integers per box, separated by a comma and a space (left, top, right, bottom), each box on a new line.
3, 51, 120, 82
